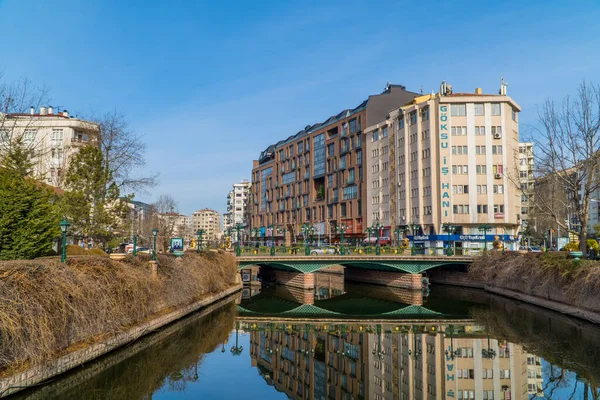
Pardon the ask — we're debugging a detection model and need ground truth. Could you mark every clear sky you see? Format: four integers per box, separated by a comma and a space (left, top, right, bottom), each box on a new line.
1, 0, 599, 215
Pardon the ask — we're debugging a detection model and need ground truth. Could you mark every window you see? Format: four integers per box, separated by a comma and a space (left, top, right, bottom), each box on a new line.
297, 141, 303, 153
349, 118, 358, 134
382, 161, 388, 171
493, 184, 504, 194
51, 128, 63, 141
372, 130, 379, 141
357, 149, 362, 165
477, 185, 488, 194
23, 129, 37, 141
313, 133, 326, 177
491, 103, 501, 115
477, 204, 488, 213
382, 126, 388, 138
452, 146, 468, 155
422, 148, 430, 158
341, 203, 346, 217
452, 165, 468, 174
422, 129, 429, 140
476, 145, 486, 155
453, 205, 469, 214
512, 109, 518, 121
327, 143, 335, 156
451, 126, 467, 136
474, 103, 484, 116
421, 107, 430, 121
476, 165, 487, 174
451, 104, 467, 116
423, 167, 431, 177
409, 111, 417, 125
452, 185, 469, 194
343, 185, 358, 200
474, 126, 485, 136
398, 117, 405, 129
494, 204, 505, 213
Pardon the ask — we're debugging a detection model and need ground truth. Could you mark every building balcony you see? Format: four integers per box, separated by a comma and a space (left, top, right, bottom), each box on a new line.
70, 137, 94, 145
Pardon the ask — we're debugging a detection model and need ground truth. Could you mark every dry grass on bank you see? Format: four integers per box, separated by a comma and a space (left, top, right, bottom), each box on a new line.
470, 251, 600, 311
0, 251, 237, 375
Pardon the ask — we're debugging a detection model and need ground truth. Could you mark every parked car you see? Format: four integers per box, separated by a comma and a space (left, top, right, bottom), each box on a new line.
127, 247, 152, 254
310, 246, 338, 255
525, 246, 542, 253
362, 236, 391, 245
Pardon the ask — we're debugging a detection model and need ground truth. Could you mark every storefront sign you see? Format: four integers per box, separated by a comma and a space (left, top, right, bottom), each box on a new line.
409, 234, 516, 242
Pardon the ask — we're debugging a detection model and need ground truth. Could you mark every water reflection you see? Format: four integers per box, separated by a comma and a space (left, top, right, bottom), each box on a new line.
10, 279, 600, 400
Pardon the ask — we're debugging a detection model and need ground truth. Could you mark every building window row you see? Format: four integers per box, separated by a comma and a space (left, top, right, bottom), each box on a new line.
453, 204, 469, 214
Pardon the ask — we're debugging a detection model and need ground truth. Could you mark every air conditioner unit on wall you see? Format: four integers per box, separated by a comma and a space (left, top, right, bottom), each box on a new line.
494, 173, 502, 179
494, 133, 502, 139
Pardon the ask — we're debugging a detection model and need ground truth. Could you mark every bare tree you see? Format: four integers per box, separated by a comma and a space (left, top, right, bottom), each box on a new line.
86, 110, 158, 197
530, 81, 600, 253
0, 73, 51, 178
152, 194, 179, 252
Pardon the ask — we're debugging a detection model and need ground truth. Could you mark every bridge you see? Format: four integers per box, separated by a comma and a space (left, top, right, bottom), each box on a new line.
236, 255, 472, 274
237, 255, 472, 289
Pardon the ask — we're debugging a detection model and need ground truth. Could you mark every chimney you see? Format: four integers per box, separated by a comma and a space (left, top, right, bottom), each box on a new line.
62, 110, 69, 117
48, 106, 54, 115
475, 88, 482, 94
40, 106, 47, 115
30, 106, 35, 115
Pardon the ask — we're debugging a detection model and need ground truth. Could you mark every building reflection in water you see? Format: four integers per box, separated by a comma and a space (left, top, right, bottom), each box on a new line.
239, 271, 539, 400
244, 321, 539, 400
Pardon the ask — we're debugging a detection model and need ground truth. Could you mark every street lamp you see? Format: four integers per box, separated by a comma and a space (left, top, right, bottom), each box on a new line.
196, 229, 206, 253
442, 223, 454, 256
410, 222, 419, 255
372, 220, 383, 255
365, 226, 374, 254
481, 335, 496, 359
269, 224, 278, 256
230, 321, 244, 356
233, 223, 244, 256
478, 224, 492, 251
279, 226, 287, 253
251, 227, 260, 249
444, 325, 460, 360
301, 224, 314, 256
59, 219, 70, 263
132, 233, 137, 257
336, 224, 349, 255
152, 228, 158, 261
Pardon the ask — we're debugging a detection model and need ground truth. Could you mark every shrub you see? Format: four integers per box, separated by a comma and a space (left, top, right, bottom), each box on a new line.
563, 241, 580, 251
0, 251, 238, 375
587, 239, 599, 252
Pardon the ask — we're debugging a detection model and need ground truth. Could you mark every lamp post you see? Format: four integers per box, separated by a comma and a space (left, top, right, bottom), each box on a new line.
269, 224, 278, 256
410, 222, 419, 255
152, 228, 158, 261
365, 227, 374, 254
233, 223, 244, 256
442, 223, 454, 256
59, 219, 70, 263
252, 227, 260, 249
336, 224, 349, 255
196, 229, 206, 253
481, 335, 496, 359
301, 224, 313, 256
132, 233, 137, 257
478, 224, 492, 251
280, 226, 287, 253
444, 325, 460, 360
230, 321, 244, 356
394, 226, 403, 248
372, 221, 383, 255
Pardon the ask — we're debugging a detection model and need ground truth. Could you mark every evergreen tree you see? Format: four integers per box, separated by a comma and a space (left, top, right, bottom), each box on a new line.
0, 168, 59, 259
62, 146, 129, 244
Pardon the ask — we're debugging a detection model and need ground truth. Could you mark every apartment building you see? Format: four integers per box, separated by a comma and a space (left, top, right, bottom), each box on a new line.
518, 143, 535, 228
157, 212, 192, 241
365, 80, 522, 250
0, 106, 99, 188
224, 179, 252, 241
191, 208, 221, 242
250, 83, 417, 244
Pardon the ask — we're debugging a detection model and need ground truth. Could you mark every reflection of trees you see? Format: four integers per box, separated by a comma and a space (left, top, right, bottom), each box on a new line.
32, 302, 236, 400
471, 296, 600, 397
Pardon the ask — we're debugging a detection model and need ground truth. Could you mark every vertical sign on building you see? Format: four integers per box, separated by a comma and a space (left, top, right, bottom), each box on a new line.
446, 344, 456, 397
439, 105, 451, 218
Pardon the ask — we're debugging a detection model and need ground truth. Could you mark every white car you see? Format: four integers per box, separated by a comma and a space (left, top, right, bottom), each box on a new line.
127, 247, 152, 254
310, 246, 338, 255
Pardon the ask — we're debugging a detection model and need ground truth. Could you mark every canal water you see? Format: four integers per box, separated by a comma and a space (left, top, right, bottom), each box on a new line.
11, 274, 600, 400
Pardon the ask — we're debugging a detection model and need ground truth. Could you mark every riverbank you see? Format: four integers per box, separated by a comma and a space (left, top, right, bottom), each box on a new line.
469, 251, 600, 324
0, 251, 241, 397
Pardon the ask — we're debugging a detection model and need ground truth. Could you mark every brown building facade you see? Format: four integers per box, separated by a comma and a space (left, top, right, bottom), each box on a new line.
250, 84, 417, 244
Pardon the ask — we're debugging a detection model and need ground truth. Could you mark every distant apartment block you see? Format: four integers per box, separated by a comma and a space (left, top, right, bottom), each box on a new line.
192, 208, 221, 242
224, 179, 252, 240
365, 80, 522, 250
0, 106, 99, 188
250, 83, 417, 243
518, 143, 535, 228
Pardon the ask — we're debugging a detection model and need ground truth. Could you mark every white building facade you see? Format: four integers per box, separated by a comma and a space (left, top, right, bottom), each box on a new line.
0, 106, 99, 188
192, 208, 221, 243
365, 81, 522, 251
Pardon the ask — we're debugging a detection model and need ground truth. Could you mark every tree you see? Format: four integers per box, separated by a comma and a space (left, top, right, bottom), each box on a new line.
88, 110, 158, 195
152, 194, 179, 252
530, 81, 600, 253
0, 73, 50, 178
0, 168, 59, 259
62, 146, 129, 245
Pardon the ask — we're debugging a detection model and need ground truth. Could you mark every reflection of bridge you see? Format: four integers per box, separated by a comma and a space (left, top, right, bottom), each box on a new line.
237, 255, 472, 289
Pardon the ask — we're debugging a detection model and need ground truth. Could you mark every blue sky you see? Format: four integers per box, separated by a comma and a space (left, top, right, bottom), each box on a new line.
1, 0, 599, 215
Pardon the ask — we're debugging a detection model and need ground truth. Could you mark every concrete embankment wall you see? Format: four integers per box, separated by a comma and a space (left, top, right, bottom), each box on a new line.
0, 284, 241, 398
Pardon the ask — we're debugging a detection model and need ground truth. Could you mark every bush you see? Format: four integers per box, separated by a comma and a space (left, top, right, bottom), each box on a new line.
587, 239, 599, 252
0, 251, 238, 375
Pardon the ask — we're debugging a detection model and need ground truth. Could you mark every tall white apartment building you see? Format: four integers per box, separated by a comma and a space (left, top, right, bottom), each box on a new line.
518, 143, 535, 228
224, 180, 252, 241
0, 106, 99, 188
366, 80, 522, 251
192, 208, 221, 242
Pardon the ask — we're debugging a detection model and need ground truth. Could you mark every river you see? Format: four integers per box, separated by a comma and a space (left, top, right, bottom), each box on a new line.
11, 273, 600, 399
